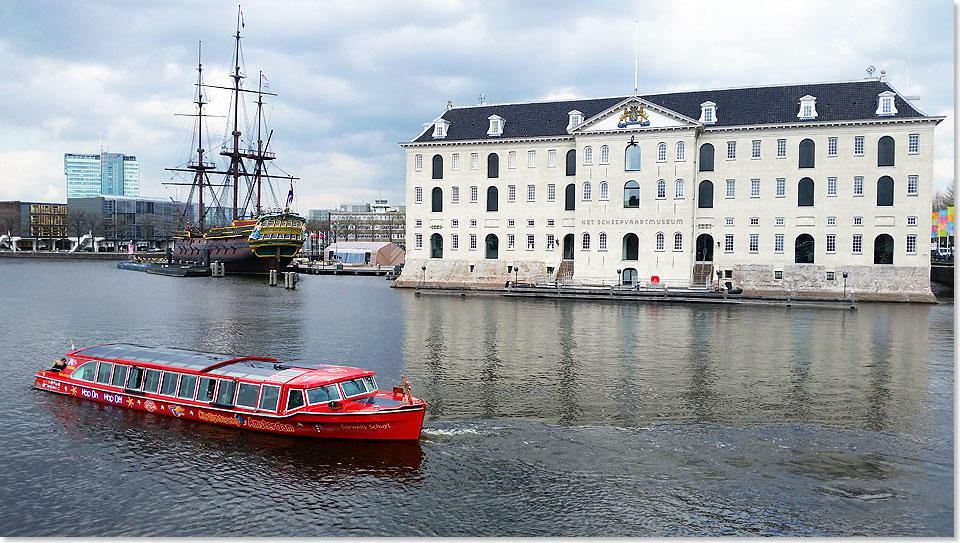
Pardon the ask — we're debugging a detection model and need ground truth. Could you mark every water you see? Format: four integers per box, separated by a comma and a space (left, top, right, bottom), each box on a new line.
0, 259, 952, 537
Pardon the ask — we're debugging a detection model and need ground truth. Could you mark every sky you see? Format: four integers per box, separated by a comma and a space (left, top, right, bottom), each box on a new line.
0, 0, 954, 214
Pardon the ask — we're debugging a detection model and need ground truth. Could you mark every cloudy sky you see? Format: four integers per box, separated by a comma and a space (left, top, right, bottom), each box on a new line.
0, 0, 953, 213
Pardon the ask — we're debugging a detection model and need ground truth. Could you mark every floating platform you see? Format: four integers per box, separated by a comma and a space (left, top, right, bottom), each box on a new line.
117, 261, 211, 277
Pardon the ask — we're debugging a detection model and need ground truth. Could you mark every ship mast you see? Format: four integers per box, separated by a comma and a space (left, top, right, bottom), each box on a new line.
228, 6, 243, 222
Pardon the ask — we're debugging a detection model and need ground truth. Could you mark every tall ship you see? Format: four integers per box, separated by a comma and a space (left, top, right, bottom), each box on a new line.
166, 10, 306, 274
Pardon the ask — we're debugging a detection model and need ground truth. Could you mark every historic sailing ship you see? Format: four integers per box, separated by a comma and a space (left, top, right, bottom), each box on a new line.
166, 10, 305, 274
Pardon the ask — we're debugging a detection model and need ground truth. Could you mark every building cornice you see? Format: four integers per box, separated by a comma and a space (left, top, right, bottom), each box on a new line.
700, 116, 945, 133
400, 135, 574, 149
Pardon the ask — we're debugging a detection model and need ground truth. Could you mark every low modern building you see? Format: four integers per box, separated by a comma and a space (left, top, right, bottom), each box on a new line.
0, 201, 69, 250
328, 200, 406, 247
67, 195, 189, 246
398, 74, 943, 301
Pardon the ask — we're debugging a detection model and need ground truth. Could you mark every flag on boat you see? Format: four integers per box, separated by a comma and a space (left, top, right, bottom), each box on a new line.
286, 179, 294, 207
240, 10, 245, 28
70, 339, 75, 350
261, 73, 270, 91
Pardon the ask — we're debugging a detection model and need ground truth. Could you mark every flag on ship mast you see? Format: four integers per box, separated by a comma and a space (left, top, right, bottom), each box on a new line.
261, 73, 270, 91
286, 179, 294, 207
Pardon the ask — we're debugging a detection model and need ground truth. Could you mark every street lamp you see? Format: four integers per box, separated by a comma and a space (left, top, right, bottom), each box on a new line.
421, 265, 426, 288
617, 269, 622, 288
513, 263, 518, 285
842, 271, 848, 298
716, 269, 723, 291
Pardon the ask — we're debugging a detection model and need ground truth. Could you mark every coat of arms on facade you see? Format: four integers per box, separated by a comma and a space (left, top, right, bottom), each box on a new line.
617, 104, 650, 128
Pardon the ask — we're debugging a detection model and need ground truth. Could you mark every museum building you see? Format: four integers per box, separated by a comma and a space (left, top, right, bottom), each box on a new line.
397, 75, 942, 300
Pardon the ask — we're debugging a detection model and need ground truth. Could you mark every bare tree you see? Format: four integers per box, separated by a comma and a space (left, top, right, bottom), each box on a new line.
67, 209, 91, 248
0, 206, 20, 238
932, 185, 955, 211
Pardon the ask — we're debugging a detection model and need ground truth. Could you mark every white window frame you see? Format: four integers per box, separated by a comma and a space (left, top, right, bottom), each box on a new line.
727, 141, 736, 160
508, 185, 516, 202
470, 234, 477, 250
774, 233, 784, 253
750, 178, 760, 198
908, 134, 919, 154
547, 149, 557, 168
415, 233, 422, 249
906, 234, 917, 254
470, 153, 479, 170
508, 151, 517, 169
676, 142, 686, 161
415, 154, 423, 171
452, 186, 460, 203
655, 232, 665, 252
600, 181, 609, 200
826, 233, 836, 254
529, 184, 537, 202
584, 146, 594, 165
907, 216, 917, 226
470, 186, 478, 203
827, 177, 837, 196
853, 176, 864, 196
583, 182, 592, 200
452, 153, 460, 171
546, 184, 554, 201
507, 233, 515, 250
777, 139, 786, 158
907, 175, 918, 196
546, 234, 555, 250
673, 232, 683, 252
657, 142, 667, 162
852, 234, 863, 254
675, 179, 684, 199
600, 145, 610, 164
451, 234, 459, 250
526, 234, 535, 250
854, 136, 864, 156
749, 233, 759, 253
527, 150, 536, 168
775, 178, 785, 198
725, 179, 735, 198
657, 180, 666, 199
599, 232, 608, 251
724, 234, 734, 253
827, 137, 837, 157
415, 186, 423, 203
582, 232, 591, 250
751, 140, 761, 159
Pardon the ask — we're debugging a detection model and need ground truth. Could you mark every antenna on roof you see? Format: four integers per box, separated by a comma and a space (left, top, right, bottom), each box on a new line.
478, 93, 486, 105
633, 19, 639, 96
865, 65, 876, 78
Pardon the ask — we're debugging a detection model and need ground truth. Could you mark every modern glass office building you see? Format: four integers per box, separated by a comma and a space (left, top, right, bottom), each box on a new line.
65, 152, 140, 198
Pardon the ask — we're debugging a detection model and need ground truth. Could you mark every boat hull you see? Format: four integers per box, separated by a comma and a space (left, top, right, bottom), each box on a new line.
34, 372, 426, 440
173, 236, 294, 274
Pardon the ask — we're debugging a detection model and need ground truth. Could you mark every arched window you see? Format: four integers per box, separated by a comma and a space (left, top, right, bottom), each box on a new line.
431, 187, 443, 212
485, 234, 499, 259
878, 136, 895, 166
699, 143, 714, 172
598, 232, 607, 251
582, 232, 591, 250
566, 149, 576, 176
430, 233, 443, 259
432, 154, 443, 179
657, 142, 667, 162
486, 186, 498, 212
798, 177, 814, 206
698, 180, 713, 208
562, 234, 575, 260
795, 234, 815, 264
487, 153, 499, 178
599, 181, 609, 200
695, 234, 714, 262
799, 139, 815, 168
624, 180, 640, 208
583, 182, 592, 200
675, 179, 684, 198
622, 233, 639, 260
625, 144, 641, 171
874, 234, 894, 264
657, 179, 666, 199
877, 176, 894, 206
565, 183, 576, 211
622, 268, 638, 286
674, 232, 683, 251
655, 231, 664, 251
600, 145, 610, 164
583, 146, 593, 165
676, 141, 686, 161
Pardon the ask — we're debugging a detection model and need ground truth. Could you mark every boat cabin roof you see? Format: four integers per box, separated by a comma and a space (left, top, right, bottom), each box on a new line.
71, 343, 374, 386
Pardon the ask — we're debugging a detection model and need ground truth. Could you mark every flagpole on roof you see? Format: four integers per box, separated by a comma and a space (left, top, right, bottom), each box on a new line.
633, 19, 639, 96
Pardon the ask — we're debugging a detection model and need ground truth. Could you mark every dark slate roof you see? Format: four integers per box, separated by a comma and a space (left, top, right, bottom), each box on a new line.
411, 80, 928, 143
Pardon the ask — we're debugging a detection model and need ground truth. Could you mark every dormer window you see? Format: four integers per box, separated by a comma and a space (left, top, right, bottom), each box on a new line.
432, 118, 450, 139
487, 115, 504, 137
567, 110, 583, 132
876, 91, 897, 116
699, 101, 717, 125
797, 95, 818, 120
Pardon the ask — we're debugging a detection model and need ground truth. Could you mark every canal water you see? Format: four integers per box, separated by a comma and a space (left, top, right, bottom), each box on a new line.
0, 259, 952, 537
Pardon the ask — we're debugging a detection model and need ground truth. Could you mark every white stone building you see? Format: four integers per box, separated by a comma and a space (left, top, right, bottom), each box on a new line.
398, 76, 943, 300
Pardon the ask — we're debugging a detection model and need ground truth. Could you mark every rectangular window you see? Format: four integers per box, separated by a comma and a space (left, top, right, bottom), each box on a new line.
826, 271, 835, 281
777, 139, 786, 158
159, 371, 179, 396
752, 140, 761, 159
828, 137, 837, 157
451, 234, 459, 250
907, 175, 918, 195
415, 233, 422, 249
853, 216, 862, 226
528, 150, 536, 168
774, 233, 784, 253
527, 234, 535, 250
548, 149, 557, 167
470, 153, 479, 170
258, 384, 281, 412
470, 186, 478, 202
176, 374, 197, 400
750, 178, 760, 198
527, 219, 535, 227
196, 376, 216, 402
507, 219, 515, 227
452, 186, 460, 203
750, 217, 759, 226
601, 145, 611, 164
508, 185, 516, 202
507, 234, 515, 249
95, 362, 113, 385
470, 219, 477, 227
776, 178, 785, 197
726, 179, 735, 198
727, 141, 736, 159
775, 217, 785, 226
725, 217, 734, 226
546, 184, 554, 201
775, 270, 783, 279
908, 134, 919, 154
853, 234, 863, 254
508, 151, 517, 169
414, 219, 422, 228
415, 187, 423, 203
854, 136, 864, 156
546, 219, 555, 226
546, 234, 555, 250
143, 369, 161, 394
451, 219, 459, 228
827, 177, 837, 196
235, 383, 261, 409
827, 216, 837, 226
907, 216, 917, 226
749, 233, 759, 253
826, 234, 836, 253
853, 176, 863, 196
470, 234, 477, 250
724, 234, 734, 252
907, 234, 917, 254
452, 153, 460, 170
415, 154, 423, 171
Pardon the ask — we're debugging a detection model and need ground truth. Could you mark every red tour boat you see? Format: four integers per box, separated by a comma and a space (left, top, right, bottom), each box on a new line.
34, 344, 426, 440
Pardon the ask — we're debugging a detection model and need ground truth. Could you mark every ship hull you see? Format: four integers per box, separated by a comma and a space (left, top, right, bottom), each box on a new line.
173, 236, 293, 274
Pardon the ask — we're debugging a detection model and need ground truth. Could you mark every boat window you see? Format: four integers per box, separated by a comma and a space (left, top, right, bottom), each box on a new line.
235, 383, 260, 409
159, 372, 179, 396
197, 377, 217, 402
95, 362, 113, 384
143, 369, 161, 394
286, 389, 305, 411
214, 380, 237, 406
340, 378, 368, 398
111, 365, 128, 387
177, 375, 198, 400
72, 361, 97, 382
362, 376, 377, 392
125, 367, 144, 391
259, 385, 280, 411
307, 384, 342, 405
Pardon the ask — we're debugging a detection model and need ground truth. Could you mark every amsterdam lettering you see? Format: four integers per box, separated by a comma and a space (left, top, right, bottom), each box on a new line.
245, 418, 295, 433
580, 218, 683, 226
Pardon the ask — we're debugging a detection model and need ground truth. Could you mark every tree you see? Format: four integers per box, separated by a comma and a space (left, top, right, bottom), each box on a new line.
67, 209, 92, 248
932, 185, 955, 211
0, 206, 20, 237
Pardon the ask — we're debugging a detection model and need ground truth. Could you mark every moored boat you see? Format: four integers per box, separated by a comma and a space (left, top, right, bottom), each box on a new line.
34, 344, 426, 440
